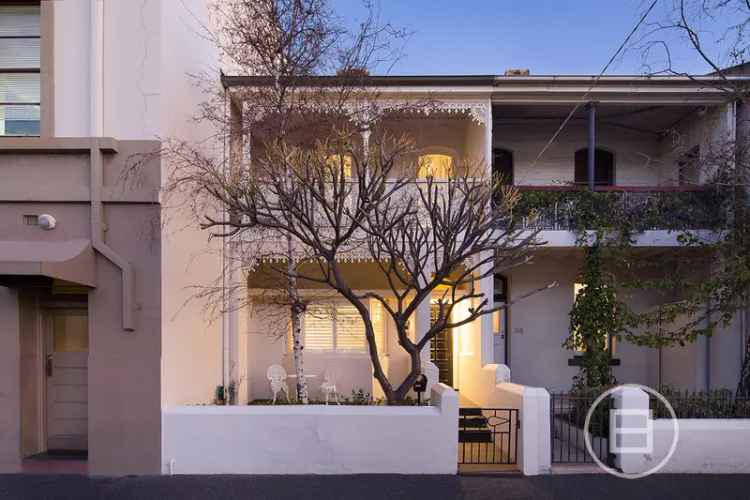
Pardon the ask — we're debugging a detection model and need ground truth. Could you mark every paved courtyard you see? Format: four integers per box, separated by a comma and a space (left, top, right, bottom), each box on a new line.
1, 473, 748, 500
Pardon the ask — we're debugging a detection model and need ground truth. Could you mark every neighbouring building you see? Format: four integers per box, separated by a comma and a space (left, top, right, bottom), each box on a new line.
1, 0, 748, 475
0, 0, 222, 475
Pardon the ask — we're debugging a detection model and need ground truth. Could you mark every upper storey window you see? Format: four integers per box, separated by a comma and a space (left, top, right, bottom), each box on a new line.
417, 153, 453, 179
574, 148, 614, 186
325, 154, 353, 178
0, 5, 40, 136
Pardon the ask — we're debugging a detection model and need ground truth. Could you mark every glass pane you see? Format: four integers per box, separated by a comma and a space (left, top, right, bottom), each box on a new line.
53, 313, 89, 353
417, 154, 453, 178
326, 154, 353, 178
0, 38, 40, 68
0, 104, 40, 136
335, 304, 366, 351
0, 73, 40, 103
0, 6, 40, 37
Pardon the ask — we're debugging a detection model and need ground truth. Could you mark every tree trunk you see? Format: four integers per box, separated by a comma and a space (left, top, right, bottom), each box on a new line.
392, 342, 423, 403
287, 237, 308, 404
738, 307, 750, 397
290, 302, 308, 404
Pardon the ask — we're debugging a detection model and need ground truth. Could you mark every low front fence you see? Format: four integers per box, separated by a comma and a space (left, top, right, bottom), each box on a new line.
550, 392, 611, 464
162, 384, 458, 475
458, 407, 519, 465
651, 389, 750, 419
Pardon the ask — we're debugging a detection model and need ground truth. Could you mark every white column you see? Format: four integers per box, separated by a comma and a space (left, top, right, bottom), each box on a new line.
611, 386, 651, 474
477, 252, 495, 365
89, 0, 103, 136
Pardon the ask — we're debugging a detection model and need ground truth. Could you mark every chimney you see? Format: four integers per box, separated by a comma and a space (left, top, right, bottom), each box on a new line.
504, 68, 530, 76
337, 67, 370, 77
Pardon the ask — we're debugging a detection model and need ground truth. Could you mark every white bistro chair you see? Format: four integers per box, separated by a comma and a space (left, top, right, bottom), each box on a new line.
319, 369, 340, 405
267, 364, 290, 404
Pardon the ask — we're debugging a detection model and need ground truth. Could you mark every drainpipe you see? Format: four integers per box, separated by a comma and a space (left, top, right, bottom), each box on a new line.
587, 102, 596, 191
223, 98, 244, 403
706, 301, 712, 391
89, 1, 135, 331
90, 0, 103, 136
90, 143, 136, 331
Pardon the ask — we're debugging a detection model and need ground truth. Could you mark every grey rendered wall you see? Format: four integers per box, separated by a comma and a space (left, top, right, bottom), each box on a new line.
0, 287, 21, 472
502, 251, 723, 392
0, 141, 163, 474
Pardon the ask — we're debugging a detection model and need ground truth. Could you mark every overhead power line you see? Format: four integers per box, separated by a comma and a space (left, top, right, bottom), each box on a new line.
531, 0, 660, 167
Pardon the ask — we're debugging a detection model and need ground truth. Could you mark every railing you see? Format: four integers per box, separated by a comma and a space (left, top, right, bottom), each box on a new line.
650, 389, 750, 419
512, 185, 726, 232
458, 407, 519, 465
550, 392, 611, 464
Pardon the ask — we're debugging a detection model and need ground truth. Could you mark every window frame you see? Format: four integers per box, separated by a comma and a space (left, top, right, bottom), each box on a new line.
492, 147, 514, 185
574, 147, 616, 186
416, 146, 458, 179
569, 282, 617, 357
298, 301, 369, 354
0, 2, 42, 137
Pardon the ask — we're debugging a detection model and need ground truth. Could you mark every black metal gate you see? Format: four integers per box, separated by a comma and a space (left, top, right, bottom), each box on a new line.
550, 392, 611, 464
458, 408, 519, 465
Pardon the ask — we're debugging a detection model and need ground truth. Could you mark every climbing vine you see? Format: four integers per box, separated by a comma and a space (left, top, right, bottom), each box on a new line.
515, 184, 729, 391
565, 242, 633, 390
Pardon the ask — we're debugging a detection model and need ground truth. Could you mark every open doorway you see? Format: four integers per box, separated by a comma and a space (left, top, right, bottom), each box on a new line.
430, 304, 454, 387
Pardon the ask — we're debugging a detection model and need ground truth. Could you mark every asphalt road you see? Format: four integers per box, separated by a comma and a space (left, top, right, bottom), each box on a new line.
1, 473, 747, 500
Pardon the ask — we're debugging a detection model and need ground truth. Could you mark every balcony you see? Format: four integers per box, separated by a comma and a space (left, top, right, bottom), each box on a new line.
511, 186, 726, 232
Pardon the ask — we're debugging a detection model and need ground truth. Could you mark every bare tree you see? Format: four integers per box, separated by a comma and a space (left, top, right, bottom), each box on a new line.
171, 125, 552, 403
163, 0, 411, 403
614, 0, 750, 394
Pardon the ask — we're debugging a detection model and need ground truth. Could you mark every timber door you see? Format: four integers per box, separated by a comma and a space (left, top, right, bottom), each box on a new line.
46, 309, 89, 451
430, 304, 453, 387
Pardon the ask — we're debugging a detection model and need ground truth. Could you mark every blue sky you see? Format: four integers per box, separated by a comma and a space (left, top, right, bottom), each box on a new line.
331, 0, 732, 76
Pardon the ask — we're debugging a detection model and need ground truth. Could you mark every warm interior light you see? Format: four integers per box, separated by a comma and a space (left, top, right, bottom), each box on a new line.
417, 154, 453, 178
326, 154, 353, 178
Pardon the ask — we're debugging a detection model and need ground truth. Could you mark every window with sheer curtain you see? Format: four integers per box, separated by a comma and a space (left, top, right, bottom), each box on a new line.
0, 5, 40, 136
417, 153, 453, 178
325, 154, 353, 178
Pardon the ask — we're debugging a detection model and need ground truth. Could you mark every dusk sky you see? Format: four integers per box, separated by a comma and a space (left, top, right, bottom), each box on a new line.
331, 0, 733, 76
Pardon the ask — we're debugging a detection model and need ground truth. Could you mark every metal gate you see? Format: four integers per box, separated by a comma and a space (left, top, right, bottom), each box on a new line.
458, 408, 519, 465
550, 392, 611, 464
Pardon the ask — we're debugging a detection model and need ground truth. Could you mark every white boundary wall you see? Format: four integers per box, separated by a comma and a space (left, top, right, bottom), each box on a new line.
650, 419, 750, 473
611, 387, 750, 473
161, 384, 458, 475
461, 364, 551, 475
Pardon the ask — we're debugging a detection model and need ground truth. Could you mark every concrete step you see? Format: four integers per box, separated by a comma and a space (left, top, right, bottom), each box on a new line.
459, 417, 489, 428
458, 429, 493, 443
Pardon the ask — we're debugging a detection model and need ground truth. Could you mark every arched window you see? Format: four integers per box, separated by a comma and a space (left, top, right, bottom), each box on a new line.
417, 153, 453, 179
574, 148, 614, 186
493, 148, 514, 185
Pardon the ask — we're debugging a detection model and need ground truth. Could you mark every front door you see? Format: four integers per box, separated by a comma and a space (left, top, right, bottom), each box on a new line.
430, 304, 453, 387
46, 309, 88, 451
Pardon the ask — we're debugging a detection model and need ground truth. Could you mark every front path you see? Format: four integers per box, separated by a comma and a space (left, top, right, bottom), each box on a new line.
0, 473, 747, 500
